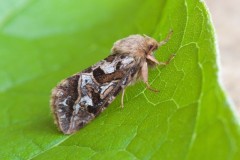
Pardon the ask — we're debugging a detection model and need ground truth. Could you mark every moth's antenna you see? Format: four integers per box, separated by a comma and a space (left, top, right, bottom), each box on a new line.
158, 29, 173, 47
143, 34, 151, 38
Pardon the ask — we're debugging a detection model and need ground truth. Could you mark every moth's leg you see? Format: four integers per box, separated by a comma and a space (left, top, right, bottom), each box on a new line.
121, 89, 125, 108
146, 82, 160, 92
158, 30, 173, 47
142, 62, 160, 92
158, 54, 176, 66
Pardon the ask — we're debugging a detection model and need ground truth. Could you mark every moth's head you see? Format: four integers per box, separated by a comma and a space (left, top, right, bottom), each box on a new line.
111, 34, 161, 66
143, 35, 160, 66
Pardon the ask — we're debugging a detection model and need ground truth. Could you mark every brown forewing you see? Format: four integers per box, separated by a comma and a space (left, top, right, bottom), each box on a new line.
51, 54, 140, 134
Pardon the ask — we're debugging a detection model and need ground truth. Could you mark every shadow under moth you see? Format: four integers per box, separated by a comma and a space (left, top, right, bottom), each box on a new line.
51, 31, 175, 134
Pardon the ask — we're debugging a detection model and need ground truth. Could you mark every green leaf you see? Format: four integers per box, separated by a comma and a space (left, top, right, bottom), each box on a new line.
0, 0, 239, 159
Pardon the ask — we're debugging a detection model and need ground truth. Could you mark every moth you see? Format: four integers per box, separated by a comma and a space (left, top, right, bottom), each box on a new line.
51, 31, 175, 134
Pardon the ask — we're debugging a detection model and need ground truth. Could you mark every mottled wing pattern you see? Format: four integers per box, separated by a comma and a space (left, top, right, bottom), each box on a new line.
51, 54, 139, 134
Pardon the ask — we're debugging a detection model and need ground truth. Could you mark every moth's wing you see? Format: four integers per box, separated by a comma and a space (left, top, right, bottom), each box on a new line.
51, 54, 139, 134
51, 74, 80, 133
